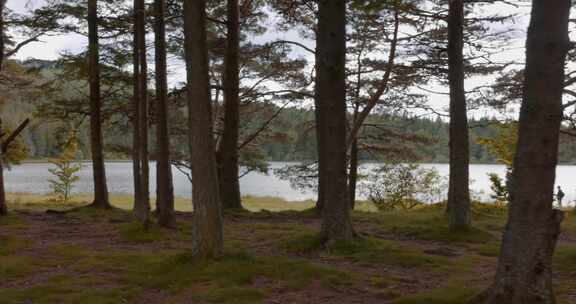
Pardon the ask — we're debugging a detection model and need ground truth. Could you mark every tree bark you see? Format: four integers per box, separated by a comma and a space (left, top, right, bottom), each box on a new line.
183, 0, 224, 258
314, 48, 325, 214
0, 0, 6, 216
137, 0, 150, 223
348, 138, 358, 210
217, 0, 242, 210
132, 0, 150, 223
317, 0, 355, 243
88, 0, 110, 209
472, 1, 570, 303
0, 0, 5, 69
447, 0, 470, 231
132, 0, 142, 221
154, 0, 176, 228
314, 84, 325, 213
0, 119, 6, 216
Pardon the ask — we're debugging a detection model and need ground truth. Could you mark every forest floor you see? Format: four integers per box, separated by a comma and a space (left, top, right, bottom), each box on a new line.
1, 194, 576, 304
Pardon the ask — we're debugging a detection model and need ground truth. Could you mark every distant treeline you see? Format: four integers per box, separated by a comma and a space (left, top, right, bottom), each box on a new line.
9, 60, 576, 164
15, 103, 576, 164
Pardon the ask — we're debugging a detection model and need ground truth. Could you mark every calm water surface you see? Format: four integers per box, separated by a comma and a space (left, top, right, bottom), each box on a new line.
4, 162, 576, 204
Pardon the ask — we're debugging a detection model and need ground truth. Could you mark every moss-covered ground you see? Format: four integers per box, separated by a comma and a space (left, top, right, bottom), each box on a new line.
1, 194, 575, 303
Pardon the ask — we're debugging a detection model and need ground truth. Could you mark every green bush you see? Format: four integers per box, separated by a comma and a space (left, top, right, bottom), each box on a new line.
361, 163, 446, 211
48, 131, 81, 202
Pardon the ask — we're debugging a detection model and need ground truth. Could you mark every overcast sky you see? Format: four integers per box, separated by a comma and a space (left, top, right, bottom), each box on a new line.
8, 1, 87, 60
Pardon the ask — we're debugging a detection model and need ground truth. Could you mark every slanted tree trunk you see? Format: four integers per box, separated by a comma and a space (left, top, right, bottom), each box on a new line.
87, 0, 110, 209
472, 1, 570, 303
183, 0, 224, 258
446, 0, 470, 231
153, 0, 176, 228
217, 0, 242, 210
317, 0, 354, 243
0, 119, 30, 215
132, 0, 150, 223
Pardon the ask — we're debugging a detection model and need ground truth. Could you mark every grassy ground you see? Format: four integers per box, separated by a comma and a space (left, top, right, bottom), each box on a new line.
5, 193, 380, 213
1, 194, 575, 303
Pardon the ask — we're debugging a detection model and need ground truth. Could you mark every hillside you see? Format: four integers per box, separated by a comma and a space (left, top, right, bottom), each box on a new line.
6, 59, 576, 164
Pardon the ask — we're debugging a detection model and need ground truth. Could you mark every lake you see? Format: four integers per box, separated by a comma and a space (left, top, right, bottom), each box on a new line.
4, 162, 576, 205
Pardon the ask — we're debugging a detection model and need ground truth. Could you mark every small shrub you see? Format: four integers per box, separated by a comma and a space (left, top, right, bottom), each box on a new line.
48, 131, 81, 202
361, 163, 446, 211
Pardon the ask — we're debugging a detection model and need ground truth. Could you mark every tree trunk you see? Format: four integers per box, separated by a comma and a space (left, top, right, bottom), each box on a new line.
0, 119, 5, 216
314, 90, 325, 213
154, 0, 176, 228
217, 0, 242, 210
0, 0, 6, 216
132, 0, 142, 220
317, 0, 354, 244
183, 0, 224, 258
447, 0, 470, 231
137, 0, 150, 223
0, 0, 5, 69
472, 1, 570, 303
314, 49, 325, 213
88, 0, 110, 209
348, 138, 358, 210
132, 0, 150, 223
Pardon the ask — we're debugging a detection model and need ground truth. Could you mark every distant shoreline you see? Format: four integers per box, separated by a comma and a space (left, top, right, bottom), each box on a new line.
18, 159, 576, 166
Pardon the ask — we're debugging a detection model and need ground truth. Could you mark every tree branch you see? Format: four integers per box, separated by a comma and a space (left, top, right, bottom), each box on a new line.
268, 40, 316, 55
346, 8, 400, 151
5, 35, 42, 58
2, 118, 30, 153
237, 102, 289, 150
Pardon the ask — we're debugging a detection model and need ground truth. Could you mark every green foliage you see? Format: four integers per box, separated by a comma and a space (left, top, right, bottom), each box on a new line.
239, 146, 270, 176
48, 132, 81, 201
361, 163, 446, 211
273, 161, 319, 193
477, 123, 517, 203
3, 133, 29, 165
476, 122, 518, 167
487, 173, 508, 205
